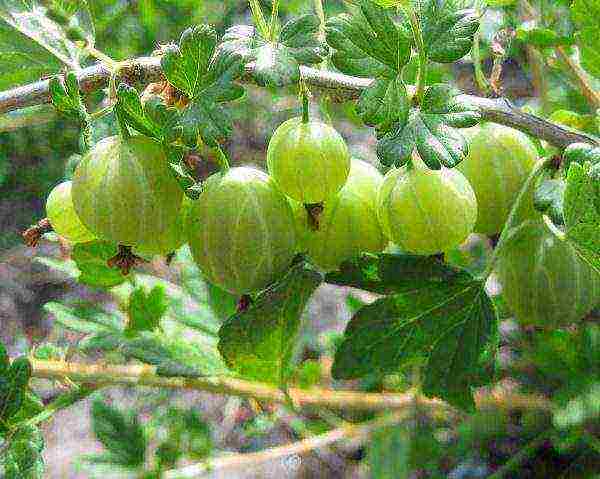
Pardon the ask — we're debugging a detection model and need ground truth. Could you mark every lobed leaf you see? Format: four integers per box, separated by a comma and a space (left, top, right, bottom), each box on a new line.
417, 0, 480, 63
356, 75, 410, 133
1, 424, 45, 478
377, 84, 481, 168
325, 0, 411, 78
325, 252, 469, 295
71, 240, 127, 288
49, 71, 87, 121
90, 399, 146, 468
534, 178, 566, 225
218, 262, 323, 386
563, 161, 600, 274
571, 0, 600, 78
125, 284, 168, 338
332, 279, 498, 409
0, 357, 32, 421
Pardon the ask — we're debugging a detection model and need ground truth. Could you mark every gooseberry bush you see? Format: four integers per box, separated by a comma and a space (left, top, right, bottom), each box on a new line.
0, 0, 599, 477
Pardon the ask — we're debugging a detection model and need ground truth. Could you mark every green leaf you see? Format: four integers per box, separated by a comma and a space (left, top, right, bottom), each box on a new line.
222, 14, 326, 88
572, 0, 600, 78
125, 284, 168, 338
179, 97, 233, 147
377, 83, 481, 168
516, 24, 573, 48
71, 240, 127, 288
253, 43, 300, 88
279, 14, 328, 64
356, 75, 409, 132
218, 262, 323, 386
0, 0, 93, 69
534, 178, 565, 225
161, 24, 245, 147
49, 71, 87, 121
161, 24, 217, 99
564, 162, 600, 274
554, 382, 600, 429
369, 426, 410, 479
332, 280, 498, 409
325, 0, 412, 78
369, 417, 442, 479
0, 341, 8, 375
417, 0, 479, 63
90, 399, 146, 468
115, 84, 180, 143
2, 425, 45, 479
44, 301, 123, 334
0, 357, 32, 421
562, 142, 600, 173
325, 252, 468, 295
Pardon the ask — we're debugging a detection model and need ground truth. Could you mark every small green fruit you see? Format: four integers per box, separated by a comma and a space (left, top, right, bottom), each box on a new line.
186, 167, 297, 295
378, 156, 478, 255
72, 136, 184, 255
459, 123, 538, 235
293, 159, 387, 271
267, 117, 351, 203
46, 181, 95, 243
497, 221, 600, 327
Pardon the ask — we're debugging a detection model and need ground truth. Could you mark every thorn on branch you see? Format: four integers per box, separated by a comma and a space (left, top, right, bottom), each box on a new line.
22, 218, 53, 247
107, 244, 146, 275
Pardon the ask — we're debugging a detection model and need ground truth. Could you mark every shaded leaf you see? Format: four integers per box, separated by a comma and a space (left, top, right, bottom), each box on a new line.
115, 83, 180, 143
49, 71, 87, 121
2, 424, 45, 478
125, 284, 168, 338
332, 280, 498, 409
253, 43, 300, 88
325, 252, 468, 295
325, 0, 412, 78
564, 162, 600, 274
180, 97, 233, 147
90, 399, 146, 468
44, 301, 122, 334
417, 0, 480, 63
554, 382, 600, 429
377, 84, 481, 168
219, 262, 323, 386
572, 0, 600, 77
71, 240, 127, 288
516, 24, 573, 48
0, 357, 32, 421
356, 75, 409, 132
534, 178, 565, 225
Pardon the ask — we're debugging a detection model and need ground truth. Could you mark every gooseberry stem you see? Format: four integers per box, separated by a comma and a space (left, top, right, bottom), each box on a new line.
269, 0, 280, 42
215, 144, 230, 172
399, 3, 427, 105
481, 157, 552, 280
301, 82, 310, 123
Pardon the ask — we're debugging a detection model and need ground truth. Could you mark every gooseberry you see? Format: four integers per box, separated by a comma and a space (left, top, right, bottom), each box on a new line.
496, 221, 600, 327
72, 135, 184, 256
458, 123, 538, 235
293, 159, 387, 271
267, 117, 351, 204
377, 155, 478, 255
186, 166, 297, 295
45, 181, 95, 244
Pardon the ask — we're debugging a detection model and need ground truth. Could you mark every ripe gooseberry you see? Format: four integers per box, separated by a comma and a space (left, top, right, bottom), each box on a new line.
378, 154, 478, 255
72, 135, 184, 256
497, 221, 600, 328
186, 167, 297, 295
293, 159, 387, 271
267, 117, 351, 204
458, 123, 538, 235
46, 181, 95, 243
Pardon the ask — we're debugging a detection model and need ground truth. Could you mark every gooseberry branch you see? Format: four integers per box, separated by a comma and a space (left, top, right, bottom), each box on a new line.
0, 57, 597, 149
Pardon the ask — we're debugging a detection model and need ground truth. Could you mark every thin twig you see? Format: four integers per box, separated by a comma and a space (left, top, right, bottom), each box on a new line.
0, 58, 598, 149
164, 410, 408, 479
30, 360, 553, 414
555, 46, 600, 110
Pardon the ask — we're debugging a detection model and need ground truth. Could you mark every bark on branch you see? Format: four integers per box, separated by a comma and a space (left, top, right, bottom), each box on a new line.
0, 57, 597, 149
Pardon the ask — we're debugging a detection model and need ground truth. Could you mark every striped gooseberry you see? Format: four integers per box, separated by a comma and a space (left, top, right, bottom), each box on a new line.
45, 180, 95, 244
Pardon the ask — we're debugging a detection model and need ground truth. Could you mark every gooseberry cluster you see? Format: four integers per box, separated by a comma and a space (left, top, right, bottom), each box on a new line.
42, 112, 598, 327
